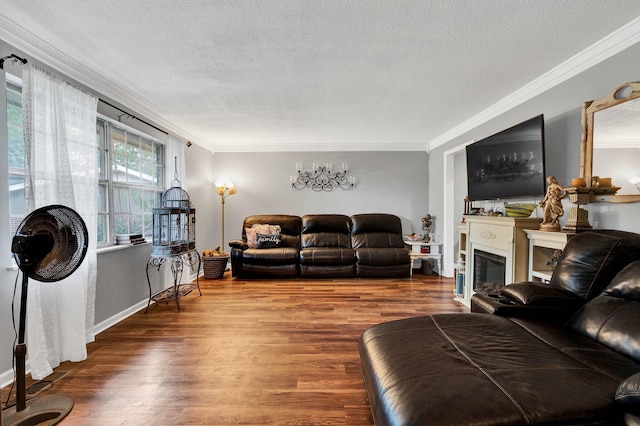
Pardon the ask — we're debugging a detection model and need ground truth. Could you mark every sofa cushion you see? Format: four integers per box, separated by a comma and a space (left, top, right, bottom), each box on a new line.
500, 282, 581, 307
302, 214, 351, 234
241, 215, 302, 249
359, 313, 638, 426
301, 214, 351, 248
299, 247, 356, 266
245, 224, 281, 248
350, 213, 402, 235
351, 214, 405, 249
240, 247, 298, 266
242, 263, 298, 277
255, 232, 282, 248
616, 372, 640, 416
352, 233, 405, 249
549, 230, 640, 302
302, 233, 351, 248
355, 247, 410, 266
567, 260, 640, 363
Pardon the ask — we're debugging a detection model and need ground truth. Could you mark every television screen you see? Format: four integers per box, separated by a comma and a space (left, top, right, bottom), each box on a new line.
466, 114, 546, 201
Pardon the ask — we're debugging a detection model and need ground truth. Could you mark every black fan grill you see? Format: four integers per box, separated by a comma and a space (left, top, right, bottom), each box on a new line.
3, 204, 88, 426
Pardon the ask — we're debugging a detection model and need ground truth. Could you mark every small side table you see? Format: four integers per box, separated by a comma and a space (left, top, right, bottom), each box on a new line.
404, 240, 442, 276
145, 249, 202, 312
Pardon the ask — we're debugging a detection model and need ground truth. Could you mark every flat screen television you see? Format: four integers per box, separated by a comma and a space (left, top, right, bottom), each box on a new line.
466, 114, 546, 201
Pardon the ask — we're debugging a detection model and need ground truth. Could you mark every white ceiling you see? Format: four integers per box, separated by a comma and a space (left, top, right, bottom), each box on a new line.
2, 1, 640, 152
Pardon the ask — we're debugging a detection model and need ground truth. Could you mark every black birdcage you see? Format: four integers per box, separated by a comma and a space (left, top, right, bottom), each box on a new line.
152, 166, 196, 256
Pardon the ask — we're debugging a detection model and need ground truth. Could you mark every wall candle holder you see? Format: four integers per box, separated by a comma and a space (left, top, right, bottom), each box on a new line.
290, 163, 355, 191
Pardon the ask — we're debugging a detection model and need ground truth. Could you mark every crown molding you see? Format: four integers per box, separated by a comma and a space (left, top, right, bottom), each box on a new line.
0, 16, 208, 150
208, 141, 425, 152
427, 17, 640, 151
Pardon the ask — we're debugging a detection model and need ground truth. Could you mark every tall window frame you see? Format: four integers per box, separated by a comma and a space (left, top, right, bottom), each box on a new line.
6, 74, 25, 238
97, 116, 165, 246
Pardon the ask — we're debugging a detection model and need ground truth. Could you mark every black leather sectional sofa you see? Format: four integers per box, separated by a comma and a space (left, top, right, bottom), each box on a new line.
229, 213, 411, 278
359, 230, 640, 425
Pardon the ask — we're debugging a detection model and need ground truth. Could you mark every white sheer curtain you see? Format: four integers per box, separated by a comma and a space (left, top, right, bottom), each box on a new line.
165, 135, 186, 190
22, 64, 98, 379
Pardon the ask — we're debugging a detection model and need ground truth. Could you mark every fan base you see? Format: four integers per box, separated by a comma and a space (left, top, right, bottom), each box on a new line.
2, 394, 73, 426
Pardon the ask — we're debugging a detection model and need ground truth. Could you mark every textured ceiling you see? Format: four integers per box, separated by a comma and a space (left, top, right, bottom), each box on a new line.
2, 1, 640, 152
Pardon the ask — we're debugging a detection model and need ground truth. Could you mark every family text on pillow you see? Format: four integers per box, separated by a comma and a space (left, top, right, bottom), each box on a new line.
245, 224, 281, 248
255, 233, 282, 248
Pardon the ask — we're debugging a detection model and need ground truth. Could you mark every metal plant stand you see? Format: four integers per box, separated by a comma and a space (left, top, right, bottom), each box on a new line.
145, 249, 202, 312
147, 157, 199, 312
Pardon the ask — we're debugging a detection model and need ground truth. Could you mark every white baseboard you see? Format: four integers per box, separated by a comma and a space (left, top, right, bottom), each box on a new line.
92, 298, 148, 336
1, 366, 18, 389
1, 270, 203, 389
0, 300, 148, 389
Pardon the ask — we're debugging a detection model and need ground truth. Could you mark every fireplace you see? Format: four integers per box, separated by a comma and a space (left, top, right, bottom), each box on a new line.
457, 216, 541, 306
473, 249, 506, 295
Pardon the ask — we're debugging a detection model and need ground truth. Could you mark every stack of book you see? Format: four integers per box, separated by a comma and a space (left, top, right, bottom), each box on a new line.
115, 234, 147, 245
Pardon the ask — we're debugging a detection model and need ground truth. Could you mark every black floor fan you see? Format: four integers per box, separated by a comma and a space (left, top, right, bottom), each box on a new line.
2, 205, 88, 426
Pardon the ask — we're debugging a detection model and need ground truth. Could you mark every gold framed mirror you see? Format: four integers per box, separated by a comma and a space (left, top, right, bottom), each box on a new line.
580, 81, 640, 203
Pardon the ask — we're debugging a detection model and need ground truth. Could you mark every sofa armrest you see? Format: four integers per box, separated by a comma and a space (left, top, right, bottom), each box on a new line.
500, 282, 582, 308
229, 239, 249, 250
617, 373, 640, 418
230, 247, 245, 277
471, 282, 583, 324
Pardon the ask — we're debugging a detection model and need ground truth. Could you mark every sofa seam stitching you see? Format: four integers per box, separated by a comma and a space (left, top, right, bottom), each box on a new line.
585, 239, 619, 300
511, 319, 628, 383
359, 322, 515, 348
363, 319, 545, 423
430, 316, 532, 424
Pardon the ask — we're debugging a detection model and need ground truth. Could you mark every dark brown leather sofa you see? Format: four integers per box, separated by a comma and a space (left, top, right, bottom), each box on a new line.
229, 213, 411, 278
472, 230, 640, 324
359, 231, 640, 425
351, 213, 412, 278
229, 214, 302, 278
299, 214, 356, 278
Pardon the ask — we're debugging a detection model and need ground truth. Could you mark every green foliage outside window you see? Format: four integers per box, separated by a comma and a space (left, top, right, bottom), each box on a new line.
7, 79, 165, 245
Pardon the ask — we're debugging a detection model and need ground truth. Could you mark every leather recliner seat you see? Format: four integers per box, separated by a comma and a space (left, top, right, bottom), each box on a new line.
359, 231, 640, 425
471, 230, 640, 324
351, 213, 411, 278
230, 214, 302, 278
299, 214, 356, 278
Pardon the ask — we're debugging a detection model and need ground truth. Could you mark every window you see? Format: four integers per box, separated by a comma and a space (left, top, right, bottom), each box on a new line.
97, 118, 165, 244
6, 76, 165, 246
6, 76, 25, 237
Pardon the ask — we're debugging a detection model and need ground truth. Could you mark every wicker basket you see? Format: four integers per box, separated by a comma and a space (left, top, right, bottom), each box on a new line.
203, 256, 229, 279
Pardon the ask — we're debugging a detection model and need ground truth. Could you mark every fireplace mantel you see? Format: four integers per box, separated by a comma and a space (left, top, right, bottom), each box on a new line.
456, 215, 542, 306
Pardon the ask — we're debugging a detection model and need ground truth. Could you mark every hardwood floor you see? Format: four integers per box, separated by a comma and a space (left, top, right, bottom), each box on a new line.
2, 272, 467, 425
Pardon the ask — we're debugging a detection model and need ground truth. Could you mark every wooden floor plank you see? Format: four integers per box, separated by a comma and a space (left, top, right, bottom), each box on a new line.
2, 272, 466, 425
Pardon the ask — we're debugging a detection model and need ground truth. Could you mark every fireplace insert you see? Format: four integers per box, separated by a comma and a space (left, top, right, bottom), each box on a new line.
473, 249, 506, 295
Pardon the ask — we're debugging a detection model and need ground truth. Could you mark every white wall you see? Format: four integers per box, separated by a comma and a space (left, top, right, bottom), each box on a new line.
593, 147, 640, 195
184, 150, 430, 254
430, 41, 640, 276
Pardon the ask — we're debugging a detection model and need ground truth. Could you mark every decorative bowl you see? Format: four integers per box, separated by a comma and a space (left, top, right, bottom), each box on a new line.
404, 234, 424, 241
504, 203, 537, 218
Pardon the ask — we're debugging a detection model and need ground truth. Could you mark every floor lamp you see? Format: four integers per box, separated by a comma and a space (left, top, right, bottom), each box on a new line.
215, 181, 237, 251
